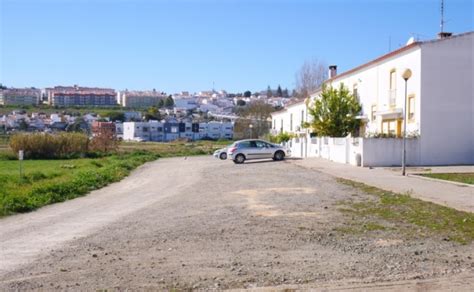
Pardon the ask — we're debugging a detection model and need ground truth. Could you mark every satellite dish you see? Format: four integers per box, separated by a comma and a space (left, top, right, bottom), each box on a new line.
406, 37, 415, 45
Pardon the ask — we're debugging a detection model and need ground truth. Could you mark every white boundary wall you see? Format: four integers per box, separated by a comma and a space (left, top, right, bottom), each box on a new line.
287, 136, 421, 167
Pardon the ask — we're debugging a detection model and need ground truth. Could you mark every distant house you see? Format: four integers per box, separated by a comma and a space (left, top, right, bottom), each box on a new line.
173, 97, 198, 111
272, 31, 474, 166
91, 121, 116, 138
49, 122, 68, 132
124, 111, 142, 122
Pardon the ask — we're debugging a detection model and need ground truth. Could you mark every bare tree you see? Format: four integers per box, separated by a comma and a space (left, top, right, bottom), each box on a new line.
234, 100, 274, 139
295, 58, 328, 98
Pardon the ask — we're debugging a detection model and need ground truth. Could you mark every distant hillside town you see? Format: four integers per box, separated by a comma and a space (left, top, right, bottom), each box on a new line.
0, 84, 297, 142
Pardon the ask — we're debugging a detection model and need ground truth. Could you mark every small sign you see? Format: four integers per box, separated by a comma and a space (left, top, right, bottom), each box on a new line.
19, 150, 24, 161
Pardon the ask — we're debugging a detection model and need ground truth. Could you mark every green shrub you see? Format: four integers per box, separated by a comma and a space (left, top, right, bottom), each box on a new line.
0, 151, 17, 160
267, 132, 295, 144
9, 132, 89, 159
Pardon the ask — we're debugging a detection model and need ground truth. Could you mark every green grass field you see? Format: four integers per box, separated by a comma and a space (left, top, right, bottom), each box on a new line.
0, 152, 160, 217
420, 173, 474, 185
0, 139, 232, 217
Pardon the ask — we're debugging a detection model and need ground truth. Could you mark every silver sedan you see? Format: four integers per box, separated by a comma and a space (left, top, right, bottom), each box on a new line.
227, 139, 290, 164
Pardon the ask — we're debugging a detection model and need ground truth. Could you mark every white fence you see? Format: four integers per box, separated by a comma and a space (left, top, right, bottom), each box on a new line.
361, 138, 420, 167
287, 136, 421, 167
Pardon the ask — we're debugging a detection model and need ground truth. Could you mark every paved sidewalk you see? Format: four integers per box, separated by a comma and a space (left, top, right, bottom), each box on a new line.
289, 158, 474, 213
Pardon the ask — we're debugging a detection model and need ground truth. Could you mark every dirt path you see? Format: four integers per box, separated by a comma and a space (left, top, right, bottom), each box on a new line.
1, 156, 473, 290
0, 157, 201, 274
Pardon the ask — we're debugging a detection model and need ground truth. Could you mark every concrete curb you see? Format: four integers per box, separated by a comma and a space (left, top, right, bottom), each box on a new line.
408, 173, 474, 188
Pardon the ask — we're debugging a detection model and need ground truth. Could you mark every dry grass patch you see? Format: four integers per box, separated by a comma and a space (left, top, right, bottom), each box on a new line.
335, 178, 474, 244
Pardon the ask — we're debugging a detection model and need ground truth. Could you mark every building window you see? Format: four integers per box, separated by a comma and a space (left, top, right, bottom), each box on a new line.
273, 119, 276, 129
389, 69, 397, 107
408, 95, 415, 121
353, 83, 359, 101
390, 70, 396, 90
280, 119, 283, 133
290, 113, 293, 131
301, 110, 304, 125
143, 127, 148, 132
371, 105, 377, 121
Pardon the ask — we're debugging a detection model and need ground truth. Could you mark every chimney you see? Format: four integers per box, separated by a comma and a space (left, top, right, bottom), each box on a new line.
329, 65, 337, 79
437, 32, 452, 39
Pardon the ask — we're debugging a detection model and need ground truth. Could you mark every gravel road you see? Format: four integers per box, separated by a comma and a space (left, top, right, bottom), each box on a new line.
0, 156, 473, 290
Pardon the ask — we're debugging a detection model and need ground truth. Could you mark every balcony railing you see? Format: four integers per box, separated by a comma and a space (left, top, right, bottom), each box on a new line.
388, 89, 397, 107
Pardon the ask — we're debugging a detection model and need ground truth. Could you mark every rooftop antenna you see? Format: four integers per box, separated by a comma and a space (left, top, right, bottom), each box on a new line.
437, 0, 452, 39
440, 0, 445, 33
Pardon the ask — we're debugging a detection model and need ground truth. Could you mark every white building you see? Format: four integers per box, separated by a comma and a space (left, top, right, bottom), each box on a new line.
0, 88, 41, 106
199, 121, 234, 140
118, 90, 165, 108
123, 121, 165, 142
271, 100, 309, 158
272, 31, 473, 166
173, 97, 198, 111
123, 121, 233, 142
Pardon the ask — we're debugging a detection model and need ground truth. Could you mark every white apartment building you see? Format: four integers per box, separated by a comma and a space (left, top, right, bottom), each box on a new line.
173, 97, 198, 110
0, 88, 41, 106
123, 121, 233, 142
118, 90, 165, 108
199, 121, 234, 140
272, 31, 473, 166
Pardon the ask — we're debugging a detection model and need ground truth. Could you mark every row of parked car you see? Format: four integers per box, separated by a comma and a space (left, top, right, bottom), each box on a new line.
213, 139, 290, 164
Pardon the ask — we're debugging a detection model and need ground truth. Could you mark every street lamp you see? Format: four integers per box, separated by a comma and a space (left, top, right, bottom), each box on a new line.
401, 68, 412, 176
248, 124, 253, 139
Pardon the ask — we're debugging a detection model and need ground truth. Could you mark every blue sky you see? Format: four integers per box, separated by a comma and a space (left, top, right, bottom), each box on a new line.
1, 0, 472, 93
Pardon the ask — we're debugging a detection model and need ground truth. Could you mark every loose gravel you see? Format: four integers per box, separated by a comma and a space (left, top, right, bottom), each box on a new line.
0, 156, 472, 290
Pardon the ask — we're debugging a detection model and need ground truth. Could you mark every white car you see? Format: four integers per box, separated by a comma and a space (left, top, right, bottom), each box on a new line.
213, 147, 228, 160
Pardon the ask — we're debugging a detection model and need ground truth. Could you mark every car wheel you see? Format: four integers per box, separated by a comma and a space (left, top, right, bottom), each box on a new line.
233, 154, 245, 164
274, 150, 285, 161
219, 152, 227, 160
